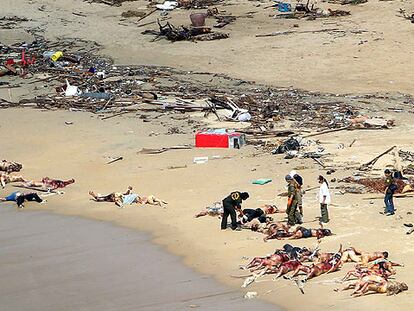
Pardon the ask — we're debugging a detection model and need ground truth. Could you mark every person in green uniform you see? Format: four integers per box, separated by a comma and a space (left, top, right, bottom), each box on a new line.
221, 191, 249, 230
285, 175, 299, 226
292, 173, 304, 224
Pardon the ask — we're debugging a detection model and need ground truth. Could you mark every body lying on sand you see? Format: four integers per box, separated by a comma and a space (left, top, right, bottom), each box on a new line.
0, 191, 45, 208
0, 160, 22, 174
89, 186, 168, 208
25, 177, 75, 190
239, 243, 406, 296
0, 172, 26, 188
1, 172, 75, 191
341, 276, 408, 297
199, 173, 331, 235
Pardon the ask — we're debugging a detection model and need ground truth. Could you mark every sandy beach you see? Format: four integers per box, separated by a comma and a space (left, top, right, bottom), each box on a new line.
1, 107, 414, 310
2, 0, 414, 310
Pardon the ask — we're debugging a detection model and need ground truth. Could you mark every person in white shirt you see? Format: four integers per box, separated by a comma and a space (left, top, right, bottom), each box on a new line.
318, 175, 331, 223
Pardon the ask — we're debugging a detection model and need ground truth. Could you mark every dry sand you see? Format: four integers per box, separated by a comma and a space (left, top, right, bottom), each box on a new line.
2, 0, 414, 310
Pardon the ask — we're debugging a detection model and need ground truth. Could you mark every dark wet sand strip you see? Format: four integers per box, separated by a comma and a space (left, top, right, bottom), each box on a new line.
0, 207, 280, 311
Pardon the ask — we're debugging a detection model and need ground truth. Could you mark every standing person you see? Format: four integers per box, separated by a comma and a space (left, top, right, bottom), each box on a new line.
221, 191, 249, 231
285, 175, 299, 226
318, 175, 331, 223
383, 169, 396, 216
290, 171, 304, 224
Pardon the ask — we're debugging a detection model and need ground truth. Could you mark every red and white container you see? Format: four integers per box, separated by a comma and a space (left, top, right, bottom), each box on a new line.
195, 129, 246, 149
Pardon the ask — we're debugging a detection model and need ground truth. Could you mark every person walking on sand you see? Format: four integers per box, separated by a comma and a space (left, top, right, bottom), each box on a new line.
382, 169, 397, 216
290, 170, 304, 224
318, 175, 331, 223
221, 191, 249, 231
285, 175, 299, 226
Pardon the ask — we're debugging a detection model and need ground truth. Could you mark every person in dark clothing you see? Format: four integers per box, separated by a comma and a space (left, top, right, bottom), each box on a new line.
383, 169, 396, 216
0, 191, 44, 208
282, 244, 311, 260
221, 191, 249, 230
241, 205, 276, 224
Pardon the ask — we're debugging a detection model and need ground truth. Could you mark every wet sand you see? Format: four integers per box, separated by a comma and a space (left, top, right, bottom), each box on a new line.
0, 206, 279, 311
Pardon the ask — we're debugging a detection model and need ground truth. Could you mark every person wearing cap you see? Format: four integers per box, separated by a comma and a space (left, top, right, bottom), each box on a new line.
221, 191, 249, 231
285, 175, 299, 226
383, 169, 396, 216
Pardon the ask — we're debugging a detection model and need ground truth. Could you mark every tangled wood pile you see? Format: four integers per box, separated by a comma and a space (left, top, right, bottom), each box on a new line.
85, 0, 136, 6
142, 21, 229, 42
0, 35, 397, 139
340, 177, 412, 194
177, 0, 224, 9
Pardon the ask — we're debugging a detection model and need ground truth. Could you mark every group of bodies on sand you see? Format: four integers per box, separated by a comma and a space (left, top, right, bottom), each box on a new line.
196, 171, 333, 237
240, 243, 407, 297
195, 168, 405, 297
2, 159, 404, 297
0, 159, 167, 209
197, 168, 398, 235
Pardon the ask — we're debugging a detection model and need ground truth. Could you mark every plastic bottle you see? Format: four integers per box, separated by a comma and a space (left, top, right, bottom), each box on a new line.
51, 51, 63, 62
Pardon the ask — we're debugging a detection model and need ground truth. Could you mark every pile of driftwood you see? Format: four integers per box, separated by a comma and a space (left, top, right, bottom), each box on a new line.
0, 35, 397, 137
399, 150, 414, 162
340, 177, 412, 194
85, 0, 135, 6
327, 0, 367, 4
142, 21, 229, 42
0, 16, 30, 29
177, 0, 223, 9
399, 9, 414, 23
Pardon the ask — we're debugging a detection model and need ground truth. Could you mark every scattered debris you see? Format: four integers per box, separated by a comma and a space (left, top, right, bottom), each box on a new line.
271, 138, 300, 154
340, 176, 413, 194
243, 291, 258, 299
143, 21, 229, 42
138, 145, 192, 154
252, 178, 272, 185
177, 0, 223, 9
156, 1, 178, 10
359, 146, 396, 171
86, 0, 134, 6
107, 156, 123, 164
399, 9, 414, 23
193, 156, 209, 164
121, 10, 148, 18
328, 0, 367, 4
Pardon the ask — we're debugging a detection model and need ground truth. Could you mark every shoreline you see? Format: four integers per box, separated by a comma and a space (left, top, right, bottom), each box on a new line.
0, 206, 281, 311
